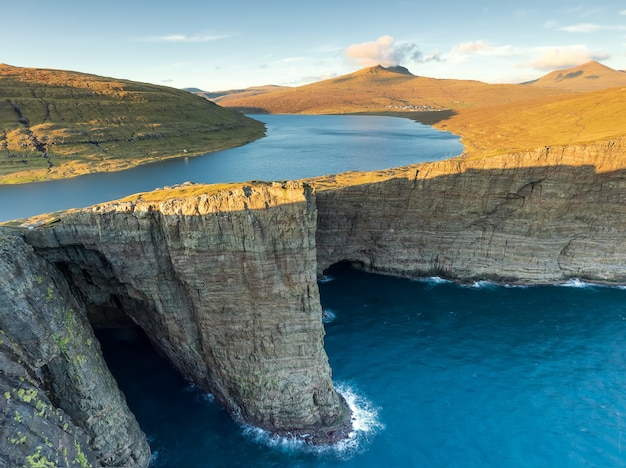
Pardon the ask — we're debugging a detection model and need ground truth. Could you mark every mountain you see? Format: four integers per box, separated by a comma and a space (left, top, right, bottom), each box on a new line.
215, 65, 571, 115
524, 61, 626, 92
0, 64, 264, 184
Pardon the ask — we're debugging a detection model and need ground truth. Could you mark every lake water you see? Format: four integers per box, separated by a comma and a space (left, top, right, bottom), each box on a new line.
0, 115, 462, 222
97, 264, 626, 467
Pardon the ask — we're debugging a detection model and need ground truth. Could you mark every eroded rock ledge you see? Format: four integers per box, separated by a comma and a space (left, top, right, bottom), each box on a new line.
2, 137, 626, 465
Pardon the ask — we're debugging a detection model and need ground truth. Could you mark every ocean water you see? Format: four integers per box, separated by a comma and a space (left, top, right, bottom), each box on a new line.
97, 263, 626, 467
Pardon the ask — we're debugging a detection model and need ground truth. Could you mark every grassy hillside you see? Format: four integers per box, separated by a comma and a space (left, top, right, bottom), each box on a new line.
524, 61, 626, 92
434, 86, 626, 156
0, 65, 265, 184
217, 65, 571, 115
191, 85, 290, 103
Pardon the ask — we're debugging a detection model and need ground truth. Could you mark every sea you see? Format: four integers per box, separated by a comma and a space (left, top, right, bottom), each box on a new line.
4, 114, 625, 466
97, 264, 626, 467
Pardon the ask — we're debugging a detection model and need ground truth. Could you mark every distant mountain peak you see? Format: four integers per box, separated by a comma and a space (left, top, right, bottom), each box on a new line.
366, 64, 414, 76
525, 61, 626, 92
383, 65, 414, 76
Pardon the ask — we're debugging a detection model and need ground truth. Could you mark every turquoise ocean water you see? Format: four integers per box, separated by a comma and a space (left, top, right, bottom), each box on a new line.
97, 263, 626, 467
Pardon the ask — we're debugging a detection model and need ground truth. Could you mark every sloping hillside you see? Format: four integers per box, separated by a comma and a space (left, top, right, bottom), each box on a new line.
216, 65, 571, 114
435, 85, 626, 156
0, 65, 265, 184
524, 61, 626, 92
192, 85, 290, 103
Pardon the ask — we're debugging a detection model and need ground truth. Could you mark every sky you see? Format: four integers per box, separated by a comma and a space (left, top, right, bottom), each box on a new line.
1, 1, 625, 91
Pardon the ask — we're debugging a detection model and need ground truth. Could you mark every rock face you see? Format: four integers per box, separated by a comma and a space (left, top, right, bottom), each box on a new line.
0, 231, 150, 467
24, 182, 350, 444
5, 137, 626, 464
316, 138, 626, 283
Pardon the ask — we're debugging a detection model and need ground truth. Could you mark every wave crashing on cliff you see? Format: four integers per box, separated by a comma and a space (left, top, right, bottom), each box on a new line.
241, 382, 382, 460
322, 308, 337, 324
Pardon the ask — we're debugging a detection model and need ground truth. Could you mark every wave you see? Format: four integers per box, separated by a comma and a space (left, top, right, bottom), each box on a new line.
411, 276, 451, 286
465, 280, 499, 289
557, 278, 595, 289
318, 274, 335, 284
242, 382, 383, 460
322, 308, 337, 324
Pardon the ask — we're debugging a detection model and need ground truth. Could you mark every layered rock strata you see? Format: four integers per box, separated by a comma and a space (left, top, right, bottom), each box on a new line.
4, 137, 626, 464
24, 182, 350, 445
316, 138, 626, 283
0, 231, 150, 467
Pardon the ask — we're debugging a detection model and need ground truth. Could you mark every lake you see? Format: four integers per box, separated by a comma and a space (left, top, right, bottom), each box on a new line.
0, 115, 462, 222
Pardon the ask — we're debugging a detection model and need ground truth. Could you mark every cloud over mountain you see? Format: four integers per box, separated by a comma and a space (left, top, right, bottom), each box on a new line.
345, 35, 433, 67
522, 46, 610, 70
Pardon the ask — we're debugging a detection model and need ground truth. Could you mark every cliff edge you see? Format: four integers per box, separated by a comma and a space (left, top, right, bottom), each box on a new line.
4, 136, 626, 464
23, 181, 351, 446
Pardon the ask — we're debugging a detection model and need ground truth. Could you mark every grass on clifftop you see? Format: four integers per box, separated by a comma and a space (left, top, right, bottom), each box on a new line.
435, 85, 626, 157
0, 65, 265, 184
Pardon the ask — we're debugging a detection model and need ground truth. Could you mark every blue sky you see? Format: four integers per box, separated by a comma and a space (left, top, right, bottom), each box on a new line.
2, 1, 625, 91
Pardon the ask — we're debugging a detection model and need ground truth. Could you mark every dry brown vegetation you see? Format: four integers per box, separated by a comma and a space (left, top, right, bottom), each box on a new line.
217, 62, 626, 158
525, 61, 626, 92
217, 65, 572, 114
435, 86, 626, 157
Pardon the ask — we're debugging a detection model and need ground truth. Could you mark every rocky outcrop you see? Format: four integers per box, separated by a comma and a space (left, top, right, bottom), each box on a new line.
316, 137, 626, 283
23, 182, 350, 445
5, 137, 626, 464
0, 231, 150, 467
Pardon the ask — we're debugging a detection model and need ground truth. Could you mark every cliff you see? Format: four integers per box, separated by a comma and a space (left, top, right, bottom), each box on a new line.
315, 137, 626, 283
0, 231, 150, 467
23, 182, 350, 446
4, 137, 626, 464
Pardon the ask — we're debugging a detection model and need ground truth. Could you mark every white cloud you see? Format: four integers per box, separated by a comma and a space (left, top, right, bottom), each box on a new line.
521, 45, 609, 70
345, 35, 426, 67
141, 33, 230, 43
621, 10, 626, 15
559, 23, 626, 33
451, 40, 488, 54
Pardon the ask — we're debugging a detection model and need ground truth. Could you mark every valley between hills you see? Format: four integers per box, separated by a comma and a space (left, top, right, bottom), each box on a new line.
2, 60, 625, 186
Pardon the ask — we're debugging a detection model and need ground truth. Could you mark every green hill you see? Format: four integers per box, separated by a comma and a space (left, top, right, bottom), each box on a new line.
0, 64, 265, 184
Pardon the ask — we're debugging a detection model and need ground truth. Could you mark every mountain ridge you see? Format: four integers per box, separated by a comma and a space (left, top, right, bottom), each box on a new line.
214, 64, 572, 115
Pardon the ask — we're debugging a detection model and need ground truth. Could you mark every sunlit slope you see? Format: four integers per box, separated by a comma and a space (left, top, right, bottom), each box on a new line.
0, 65, 265, 184
200, 85, 291, 103
525, 61, 626, 92
217, 65, 570, 114
435, 85, 626, 157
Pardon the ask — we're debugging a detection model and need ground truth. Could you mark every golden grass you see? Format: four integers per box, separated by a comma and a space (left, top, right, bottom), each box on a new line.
435, 86, 626, 157
218, 65, 571, 114
526, 61, 626, 92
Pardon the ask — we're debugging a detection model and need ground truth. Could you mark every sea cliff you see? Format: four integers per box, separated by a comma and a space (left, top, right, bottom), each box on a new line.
316, 137, 626, 283
22, 182, 350, 449
2, 137, 626, 465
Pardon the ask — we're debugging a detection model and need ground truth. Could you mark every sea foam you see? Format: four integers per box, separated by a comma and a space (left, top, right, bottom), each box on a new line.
242, 382, 383, 460
322, 308, 337, 324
